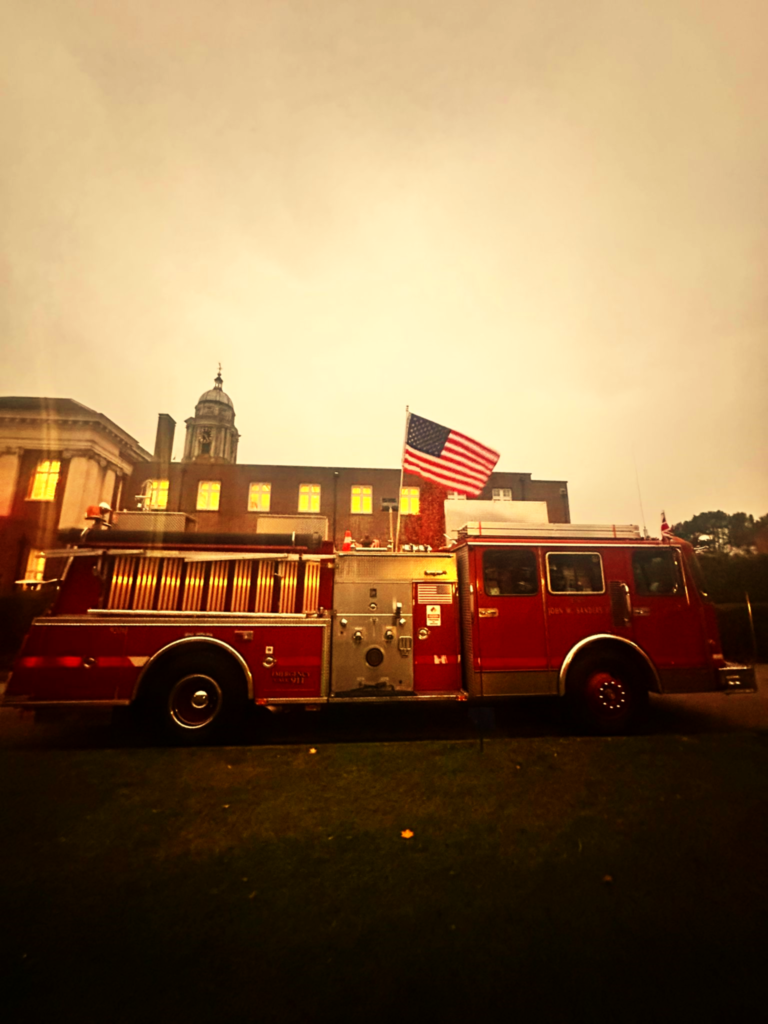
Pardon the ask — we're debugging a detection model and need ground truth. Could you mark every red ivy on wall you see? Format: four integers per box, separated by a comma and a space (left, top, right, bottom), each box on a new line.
401, 480, 448, 550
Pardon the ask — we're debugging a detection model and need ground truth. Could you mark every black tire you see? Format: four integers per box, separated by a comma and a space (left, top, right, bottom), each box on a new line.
568, 655, 648, 735
147, 651, 247, 743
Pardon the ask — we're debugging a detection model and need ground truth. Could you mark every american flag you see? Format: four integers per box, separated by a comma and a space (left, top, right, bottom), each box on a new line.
417, 583, 453, 604
402, 413, 500, 496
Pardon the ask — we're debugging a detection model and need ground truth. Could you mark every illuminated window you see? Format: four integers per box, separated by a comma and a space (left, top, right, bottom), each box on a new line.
28, 460, 60, 501
248, 482, 271, 512
25, 550, 46, 582
197, 481, 221, 511
400, 486, 420, 515
492, 488, 512, 502
145, 480, 169, 510
350, 485, 372, 514
298, 484, 321, 513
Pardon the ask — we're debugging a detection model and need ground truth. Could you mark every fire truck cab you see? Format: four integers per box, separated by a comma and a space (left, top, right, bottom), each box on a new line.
454, 522, 754, 727
3, 522, 754, 738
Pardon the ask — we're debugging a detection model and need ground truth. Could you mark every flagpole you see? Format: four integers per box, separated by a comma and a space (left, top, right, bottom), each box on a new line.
395, 406, 410, 551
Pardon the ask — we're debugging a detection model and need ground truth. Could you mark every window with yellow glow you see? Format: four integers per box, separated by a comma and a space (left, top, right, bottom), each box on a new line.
298, 483, 321, 513
197, 480, 221, 511
400, 486, 420, 515
350, 485, 372, 514
28, 460, 60, 501
25, 550, 46, 582
248, 482, 271, 511
145, 480, 169, 510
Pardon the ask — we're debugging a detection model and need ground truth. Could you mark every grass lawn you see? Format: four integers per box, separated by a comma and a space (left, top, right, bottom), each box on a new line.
1, 730, 766, 1023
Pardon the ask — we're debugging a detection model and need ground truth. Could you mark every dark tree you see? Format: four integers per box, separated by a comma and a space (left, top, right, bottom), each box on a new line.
672, 510, 758, 549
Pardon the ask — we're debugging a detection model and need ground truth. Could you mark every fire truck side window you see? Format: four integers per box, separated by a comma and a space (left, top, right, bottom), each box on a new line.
686, 552, 710, 599
546, 553, 604, 594
483, 549, 538, 596
632, 549, 681, 596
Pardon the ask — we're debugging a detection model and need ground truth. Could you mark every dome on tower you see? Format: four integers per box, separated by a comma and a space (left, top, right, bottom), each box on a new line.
197, 370, 233, 408
182, 367, 240, 464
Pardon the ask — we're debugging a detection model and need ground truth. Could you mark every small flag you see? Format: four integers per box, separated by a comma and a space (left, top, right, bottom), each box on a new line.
661, 511, 671, 535
403, 413, 499, 496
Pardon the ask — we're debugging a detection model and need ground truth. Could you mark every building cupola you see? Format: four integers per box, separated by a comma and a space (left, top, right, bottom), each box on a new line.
182, 367, 240, 464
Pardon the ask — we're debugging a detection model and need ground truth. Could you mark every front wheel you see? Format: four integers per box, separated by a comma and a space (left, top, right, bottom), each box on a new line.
568, 656, 648, 735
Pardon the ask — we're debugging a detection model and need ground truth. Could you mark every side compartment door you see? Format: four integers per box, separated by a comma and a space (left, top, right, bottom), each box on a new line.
250, 622, 329, 701
17, 622, 128, 702
412, 581, 462, 693
475, 547, 553, 696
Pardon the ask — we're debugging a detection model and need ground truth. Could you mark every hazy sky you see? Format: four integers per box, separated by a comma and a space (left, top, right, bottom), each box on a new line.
2, 0, 766, 530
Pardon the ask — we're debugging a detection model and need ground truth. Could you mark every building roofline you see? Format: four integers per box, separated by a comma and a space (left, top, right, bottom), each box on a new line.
130, 460, 565, 484
0, 396, 152, 460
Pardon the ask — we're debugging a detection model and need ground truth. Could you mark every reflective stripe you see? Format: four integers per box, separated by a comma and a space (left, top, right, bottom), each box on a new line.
18, 656, 82, 668
17, 655, 142, 669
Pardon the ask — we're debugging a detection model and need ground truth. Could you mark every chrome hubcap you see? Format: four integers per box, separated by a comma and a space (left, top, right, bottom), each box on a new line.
169, 674, 222, 729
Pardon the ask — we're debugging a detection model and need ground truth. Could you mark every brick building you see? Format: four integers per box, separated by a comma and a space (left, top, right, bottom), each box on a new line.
121, 373, 570, 549
123, 457, 570, 549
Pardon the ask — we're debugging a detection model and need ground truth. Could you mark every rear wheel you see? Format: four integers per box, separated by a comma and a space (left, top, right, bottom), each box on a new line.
146, 652, 247, 743
569, 655, 648, 734
168, 672, 222, 731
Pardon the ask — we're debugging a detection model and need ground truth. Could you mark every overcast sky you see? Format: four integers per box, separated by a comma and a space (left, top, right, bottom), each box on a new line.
1, 0, 766, 530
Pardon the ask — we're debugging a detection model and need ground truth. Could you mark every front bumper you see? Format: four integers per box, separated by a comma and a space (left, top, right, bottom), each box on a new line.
717, 664, 756, 693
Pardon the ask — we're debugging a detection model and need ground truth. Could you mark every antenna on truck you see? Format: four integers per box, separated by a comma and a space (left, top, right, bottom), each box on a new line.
632, 446, 649, 539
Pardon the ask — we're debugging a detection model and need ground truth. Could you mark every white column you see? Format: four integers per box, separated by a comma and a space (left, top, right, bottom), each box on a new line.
0, 449, 22, 516
59, 456, 103, 529
100, 467, 117, 506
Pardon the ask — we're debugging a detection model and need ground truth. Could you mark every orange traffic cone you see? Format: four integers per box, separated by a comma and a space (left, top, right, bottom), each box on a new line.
341, 530, 353, 552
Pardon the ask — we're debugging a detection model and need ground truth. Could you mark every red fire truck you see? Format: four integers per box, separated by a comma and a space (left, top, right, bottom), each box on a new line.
3, 522, 754, 738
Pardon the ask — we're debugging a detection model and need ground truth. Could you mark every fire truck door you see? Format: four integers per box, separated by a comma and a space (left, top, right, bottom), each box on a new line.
331, 581, 414, 695
475, 547, 553, 696
629, 548, 707, 672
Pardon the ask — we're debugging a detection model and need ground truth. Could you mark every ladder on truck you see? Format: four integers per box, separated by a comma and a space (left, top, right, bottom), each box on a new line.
458, 522, 643, 540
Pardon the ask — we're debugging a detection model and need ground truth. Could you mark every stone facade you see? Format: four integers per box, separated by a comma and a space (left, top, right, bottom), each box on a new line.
0, 398, 150, 595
